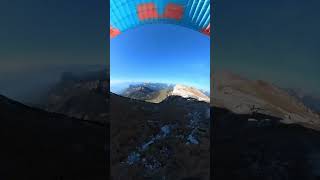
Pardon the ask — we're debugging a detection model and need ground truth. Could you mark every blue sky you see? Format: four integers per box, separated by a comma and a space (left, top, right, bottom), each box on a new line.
110, 24, 210, 91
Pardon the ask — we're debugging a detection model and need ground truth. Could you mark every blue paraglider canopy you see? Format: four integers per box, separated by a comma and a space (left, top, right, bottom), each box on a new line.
110, 0, 211, 38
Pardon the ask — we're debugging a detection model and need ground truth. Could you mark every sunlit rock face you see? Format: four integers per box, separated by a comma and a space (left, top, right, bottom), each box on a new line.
171, 84, 210, 103
212, 70, 320, 127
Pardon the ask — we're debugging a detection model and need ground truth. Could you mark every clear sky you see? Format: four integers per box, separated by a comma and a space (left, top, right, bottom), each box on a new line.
214, 0, 320, 96
110, 24, 210, 91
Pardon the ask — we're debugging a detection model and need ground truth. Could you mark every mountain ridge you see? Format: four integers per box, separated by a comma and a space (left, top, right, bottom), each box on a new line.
120, 83, 210, 103
213, 70, 320, 128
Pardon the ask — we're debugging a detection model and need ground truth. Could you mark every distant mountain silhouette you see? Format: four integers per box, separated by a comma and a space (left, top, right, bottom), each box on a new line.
285, 88, 320, 113
40, 70, 109, 123
60, 69, 108, 82
122, 84, 160, 101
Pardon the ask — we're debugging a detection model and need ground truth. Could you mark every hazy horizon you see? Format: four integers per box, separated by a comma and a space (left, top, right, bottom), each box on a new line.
0, 63, 106, 103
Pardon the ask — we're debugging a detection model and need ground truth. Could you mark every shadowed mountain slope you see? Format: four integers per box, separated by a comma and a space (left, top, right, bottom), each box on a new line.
42, 70, 109, 123
0, 95, 107, 180
212, 106, 320, 180
212, 70, 320, 180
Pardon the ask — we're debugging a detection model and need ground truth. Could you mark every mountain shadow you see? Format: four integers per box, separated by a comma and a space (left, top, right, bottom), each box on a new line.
0, 95, 107, 180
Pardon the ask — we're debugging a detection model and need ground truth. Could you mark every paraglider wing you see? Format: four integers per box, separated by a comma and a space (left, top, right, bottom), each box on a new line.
110, 0, 211, 38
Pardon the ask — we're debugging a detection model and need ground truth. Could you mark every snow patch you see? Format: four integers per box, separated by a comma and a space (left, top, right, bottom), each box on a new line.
187, 133, 199, 145
161, 125, 171, 136
126, 124, 173, 166
127, 152, 141, 165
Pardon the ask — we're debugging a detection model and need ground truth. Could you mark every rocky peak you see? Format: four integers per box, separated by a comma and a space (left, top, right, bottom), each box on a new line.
171, 84, 210, 103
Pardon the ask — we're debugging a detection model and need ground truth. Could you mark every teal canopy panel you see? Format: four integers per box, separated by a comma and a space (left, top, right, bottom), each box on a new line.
110, 0, 211, 38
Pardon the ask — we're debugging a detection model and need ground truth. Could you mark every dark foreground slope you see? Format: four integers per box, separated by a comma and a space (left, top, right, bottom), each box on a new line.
110, 93, 210, 180
213, 106, 320, 180
0, 95, 107, 180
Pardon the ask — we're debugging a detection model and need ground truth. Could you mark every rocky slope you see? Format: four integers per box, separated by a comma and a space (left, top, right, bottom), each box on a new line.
171, 84, 210, 103
212, 70, 320, 180
110, 93, 210, 180
212, 70, 320, 128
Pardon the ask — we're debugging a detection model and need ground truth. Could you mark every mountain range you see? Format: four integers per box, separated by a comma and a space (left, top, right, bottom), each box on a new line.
41, 69, 320, 179
30, 71, 211, 179
120, 83, 210, 103
1, 68, 320, 179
